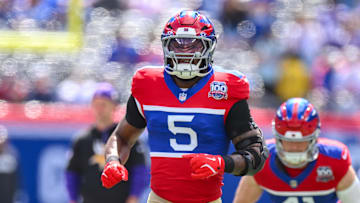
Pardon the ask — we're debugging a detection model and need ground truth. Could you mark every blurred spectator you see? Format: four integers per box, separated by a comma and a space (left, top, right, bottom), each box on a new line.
0, 0, 358, 112
0, 126, 19, 203
311, 49, 336, 92
275, 53, 311, 101
221, 0, 249, 35
0, 0, 13, 22
109, 35, 141, 64
0, 76, 30, 102
55, 71, 97, 104
65, 82, 149, 203
27, 76, 56, 102
92, 0, 128, 11
14, 0, 65, 21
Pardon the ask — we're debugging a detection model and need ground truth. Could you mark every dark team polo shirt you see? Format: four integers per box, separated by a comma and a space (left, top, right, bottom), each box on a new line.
67, 124, 146, 203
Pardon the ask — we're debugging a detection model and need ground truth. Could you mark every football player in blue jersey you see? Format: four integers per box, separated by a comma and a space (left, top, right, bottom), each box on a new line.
100, 10, 268, 203
233, 98, 360, 203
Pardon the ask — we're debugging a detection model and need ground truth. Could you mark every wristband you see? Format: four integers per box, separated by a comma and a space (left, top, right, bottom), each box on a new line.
222, 155, 235, 173
106, 155, 121, 164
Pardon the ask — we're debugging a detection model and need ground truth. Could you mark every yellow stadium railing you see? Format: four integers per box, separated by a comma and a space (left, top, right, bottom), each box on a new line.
0, 0, 83, 52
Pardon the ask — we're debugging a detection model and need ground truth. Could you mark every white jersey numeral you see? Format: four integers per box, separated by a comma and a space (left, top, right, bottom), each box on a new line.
283, 197, 298, 203
168, 115, 198, 151
283, 197, 315, 203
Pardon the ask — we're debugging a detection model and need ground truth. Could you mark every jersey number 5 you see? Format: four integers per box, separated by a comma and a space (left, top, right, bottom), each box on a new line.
284, 197, 314, 203
168, 115, 198, 151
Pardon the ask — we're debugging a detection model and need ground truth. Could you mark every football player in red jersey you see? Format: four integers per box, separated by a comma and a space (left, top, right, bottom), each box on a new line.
100, 10, 268, 203
233, 98, 360, 203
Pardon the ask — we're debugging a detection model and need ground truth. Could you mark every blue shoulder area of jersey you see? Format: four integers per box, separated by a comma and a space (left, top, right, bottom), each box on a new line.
213, 66, 244, 79
267, 142, 277, 154
318, 143, 343, 160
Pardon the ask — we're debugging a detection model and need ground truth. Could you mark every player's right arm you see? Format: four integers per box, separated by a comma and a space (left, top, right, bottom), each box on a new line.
233, 175, 263, 203
104, 119, 144, 166
101, 95, 146, 189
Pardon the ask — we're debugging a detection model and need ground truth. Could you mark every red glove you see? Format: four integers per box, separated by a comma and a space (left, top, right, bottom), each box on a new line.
101, 161, 128, 189
182, 153, 225, 179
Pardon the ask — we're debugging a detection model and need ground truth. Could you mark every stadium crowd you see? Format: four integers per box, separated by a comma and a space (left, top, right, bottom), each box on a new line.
0, 0, 359, 114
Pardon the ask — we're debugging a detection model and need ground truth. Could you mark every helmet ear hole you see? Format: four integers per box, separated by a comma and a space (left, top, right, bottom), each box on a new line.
199, 61, 207, 73
166, 59, 174, 67
201, 26, 208, 31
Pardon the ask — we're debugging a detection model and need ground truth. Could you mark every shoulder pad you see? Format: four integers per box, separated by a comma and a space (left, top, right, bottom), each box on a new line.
131, 66, 163, 98
213, 67, 250, 100
318, 138, 351, 163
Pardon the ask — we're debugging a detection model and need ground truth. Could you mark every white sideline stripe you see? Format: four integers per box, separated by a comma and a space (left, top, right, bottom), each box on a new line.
143, 105, 225, 115
150, 152, 189, 158
262, 186, 336, 196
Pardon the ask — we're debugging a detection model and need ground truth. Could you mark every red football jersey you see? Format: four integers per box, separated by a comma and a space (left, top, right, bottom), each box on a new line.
254, 138, 351, 203
131, 66, 249, 202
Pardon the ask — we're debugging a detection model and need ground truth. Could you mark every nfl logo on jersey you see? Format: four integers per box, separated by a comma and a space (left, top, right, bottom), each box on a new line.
179, 92, 187, 102
289, 180, 298, 188
208, 81, 228, 100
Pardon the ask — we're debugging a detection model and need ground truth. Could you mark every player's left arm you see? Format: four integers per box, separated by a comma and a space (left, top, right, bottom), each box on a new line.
223, 99, 268, 176
183, 100, 268, 179
336, 166, 360, 202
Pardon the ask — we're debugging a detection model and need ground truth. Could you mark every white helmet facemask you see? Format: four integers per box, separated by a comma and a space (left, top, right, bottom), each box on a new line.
162, 27, 216, 79
274, 128, 320, 168
168, 48, 203, 79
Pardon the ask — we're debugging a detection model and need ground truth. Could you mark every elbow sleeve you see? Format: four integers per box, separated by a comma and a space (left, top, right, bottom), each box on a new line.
233, 130, 269, 176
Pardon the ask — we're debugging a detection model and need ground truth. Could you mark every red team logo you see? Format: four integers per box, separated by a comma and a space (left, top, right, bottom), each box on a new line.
208, 81, 228, 100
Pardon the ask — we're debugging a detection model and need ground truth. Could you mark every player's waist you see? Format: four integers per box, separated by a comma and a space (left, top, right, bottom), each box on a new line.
150, 155, 197, 177
150, 156, 222, 180
151, 173, 222, 202
150, 152, 189, 158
